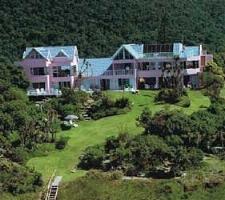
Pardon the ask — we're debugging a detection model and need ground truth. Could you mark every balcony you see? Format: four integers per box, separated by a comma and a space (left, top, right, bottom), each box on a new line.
138, 69, 162, 77
143, 52, 174, 58
102, 69, 134, 76
27, 88, 62, 96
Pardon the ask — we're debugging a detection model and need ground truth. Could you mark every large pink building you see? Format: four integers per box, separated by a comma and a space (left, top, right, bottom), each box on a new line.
19, 46, 79, 96
19, 43, 213, 96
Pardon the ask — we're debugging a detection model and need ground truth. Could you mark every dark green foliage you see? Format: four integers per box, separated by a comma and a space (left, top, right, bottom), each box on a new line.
0, 158, 43, 194
78, 145, 105, 170
78, 133, 203, 177
203, 61, 225, 99
48, 88, 89, 118
155, 88, 189, 106
89, 95, 131, 120
0, 58, 29, 89
138, 101, 225, 151
2, 0, 225, 61
55, 136, 69, 150
115, 97, 131, 109
0, 59, 61, 195
171, 147, 204, 175
155, 89, 180, 103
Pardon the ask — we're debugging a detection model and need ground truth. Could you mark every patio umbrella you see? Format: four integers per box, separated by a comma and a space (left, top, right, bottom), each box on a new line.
64, 115, 79, 121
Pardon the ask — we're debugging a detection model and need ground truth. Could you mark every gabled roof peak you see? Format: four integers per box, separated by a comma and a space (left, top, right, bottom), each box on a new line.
23, 45, 77, 60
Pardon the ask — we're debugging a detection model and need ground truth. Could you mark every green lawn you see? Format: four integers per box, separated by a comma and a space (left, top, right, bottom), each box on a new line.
27, 90, 210, 184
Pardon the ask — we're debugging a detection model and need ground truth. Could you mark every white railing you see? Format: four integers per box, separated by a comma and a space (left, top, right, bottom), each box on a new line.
144, 52, 174, 58
102, 69, 134, 76
27, 88, 62, 96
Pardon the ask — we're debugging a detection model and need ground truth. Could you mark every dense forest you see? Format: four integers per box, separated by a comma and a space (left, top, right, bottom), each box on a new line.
1, 0, 225, 60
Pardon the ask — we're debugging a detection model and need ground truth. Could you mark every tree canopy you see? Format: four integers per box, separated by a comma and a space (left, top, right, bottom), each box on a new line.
1, 0, 225, 61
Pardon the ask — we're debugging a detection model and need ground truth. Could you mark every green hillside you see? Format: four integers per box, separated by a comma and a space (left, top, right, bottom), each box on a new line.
1, 0, 225, 60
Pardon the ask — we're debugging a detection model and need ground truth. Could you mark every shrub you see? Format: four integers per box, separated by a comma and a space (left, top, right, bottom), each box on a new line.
0, 158, 43, 194
55, 136, 69, 150
155, 89, 181, 103
115, 97, 130, 108
10, 147, 30, 164
89, 96, 131, 120
92, 91, 105, 101
60, 104, 80, 118
78, 145, 105, 170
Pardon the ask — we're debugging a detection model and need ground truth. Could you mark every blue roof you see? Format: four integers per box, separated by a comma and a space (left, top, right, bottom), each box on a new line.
23, 46, 77, 60
78, 58, 112, 77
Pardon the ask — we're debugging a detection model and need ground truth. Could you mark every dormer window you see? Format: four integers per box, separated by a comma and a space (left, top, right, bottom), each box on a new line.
56, 50, 68, 57
26, 49, 44, 59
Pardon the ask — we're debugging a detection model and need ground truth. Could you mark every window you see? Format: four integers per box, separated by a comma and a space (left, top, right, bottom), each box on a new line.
114, 48, 134, 60
59, 82, 71, 89
30, 67, 46, 75
118, 79, 130, 88
56, 51, 67, 57
32, 82, 45, 89
71, 65, 77, 76
115, 49, 124, 60
124, 49, 134, 59
27, 49, 43, 59
53, 66, 71, 77
186, 61, 199, 69
193, 61, 199, 68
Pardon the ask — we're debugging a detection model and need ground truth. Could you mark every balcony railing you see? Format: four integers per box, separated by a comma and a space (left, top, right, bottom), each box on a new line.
27, 88, 62, 96
143, 52, 174, 58
102, 69, 134, 76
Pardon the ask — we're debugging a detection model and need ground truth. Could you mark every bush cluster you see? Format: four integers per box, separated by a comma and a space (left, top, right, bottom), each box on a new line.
48, 88, 89, 119
78, 133, 203, 178
89, 94, 131, 120
155, 89, 190, 107
79, 99, 225, 178
0, 158, 43, 194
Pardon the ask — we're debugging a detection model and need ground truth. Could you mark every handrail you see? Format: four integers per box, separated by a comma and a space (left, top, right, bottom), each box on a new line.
102, 69, 134, 76
44, 170, 56, 200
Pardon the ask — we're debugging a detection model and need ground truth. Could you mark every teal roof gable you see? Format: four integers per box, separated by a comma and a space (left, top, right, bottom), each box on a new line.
112, 43, 201, 60
23, 46, 77, 60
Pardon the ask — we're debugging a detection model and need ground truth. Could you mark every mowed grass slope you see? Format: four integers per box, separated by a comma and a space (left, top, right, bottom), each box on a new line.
27, 90, 210, 183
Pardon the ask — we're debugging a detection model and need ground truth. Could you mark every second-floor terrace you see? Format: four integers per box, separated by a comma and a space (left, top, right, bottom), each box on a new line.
27, 65, 77, 78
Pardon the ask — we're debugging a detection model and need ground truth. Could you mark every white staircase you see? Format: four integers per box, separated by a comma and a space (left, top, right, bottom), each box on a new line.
45, 176, 62, 200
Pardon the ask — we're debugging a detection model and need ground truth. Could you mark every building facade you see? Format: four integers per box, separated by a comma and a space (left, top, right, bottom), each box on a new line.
80, 43, 213, 91
19, 46, 79, 96
19, 43, 213, 96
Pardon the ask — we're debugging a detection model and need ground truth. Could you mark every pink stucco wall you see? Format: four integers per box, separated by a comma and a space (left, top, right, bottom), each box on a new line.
20, 56, 78, 92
